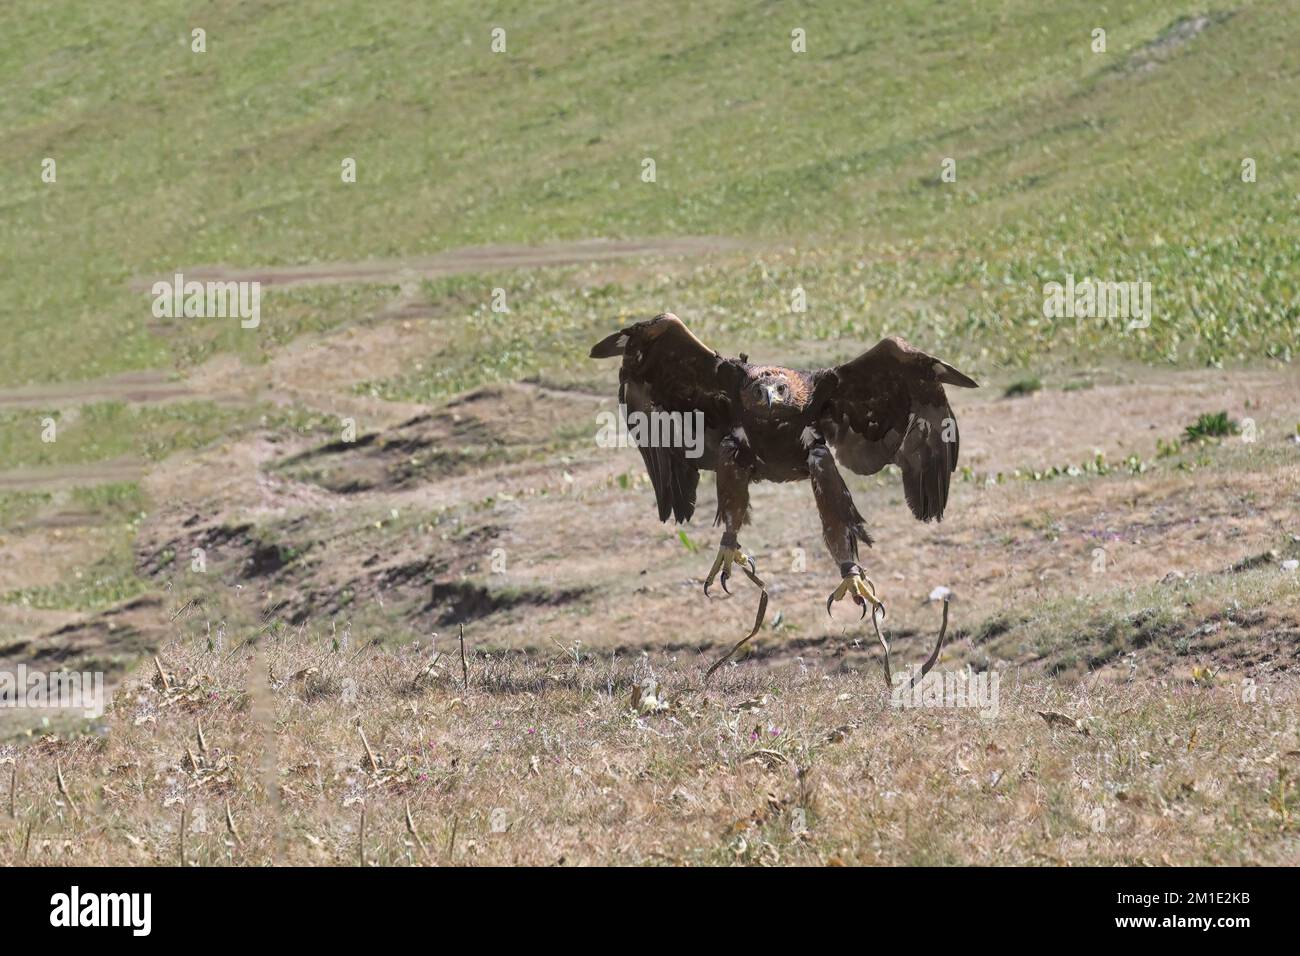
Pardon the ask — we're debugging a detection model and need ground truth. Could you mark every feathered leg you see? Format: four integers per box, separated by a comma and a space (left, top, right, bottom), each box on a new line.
702, 432, 769, 680
704, 431, 756, 596
807, 435, 885, 619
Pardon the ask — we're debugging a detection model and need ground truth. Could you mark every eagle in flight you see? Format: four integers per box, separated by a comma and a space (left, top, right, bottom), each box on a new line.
591, 313, 978, 636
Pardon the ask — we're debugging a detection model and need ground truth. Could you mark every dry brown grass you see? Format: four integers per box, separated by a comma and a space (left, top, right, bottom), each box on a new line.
2, 610, 1296, 866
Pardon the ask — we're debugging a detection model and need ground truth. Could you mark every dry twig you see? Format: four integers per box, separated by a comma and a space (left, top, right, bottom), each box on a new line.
56, 760, 79, 818
459, 624, 469, 691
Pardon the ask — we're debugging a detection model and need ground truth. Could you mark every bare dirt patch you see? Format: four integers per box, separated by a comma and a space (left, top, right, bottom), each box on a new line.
115, 360, 1299, 687
184, 316, 433, 430
0, 525, 122, 593
0, 593, 165, 676
273, 382, 600, 493
7, 300, 1296, 753
959, 366, 1298, 474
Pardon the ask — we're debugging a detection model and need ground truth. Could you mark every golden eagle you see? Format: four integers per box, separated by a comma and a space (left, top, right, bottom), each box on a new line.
591, 313, 977, 665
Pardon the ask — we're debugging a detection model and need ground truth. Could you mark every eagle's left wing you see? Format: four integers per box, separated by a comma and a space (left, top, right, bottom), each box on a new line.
811, 336, 978, 522
590, 313, 743, 523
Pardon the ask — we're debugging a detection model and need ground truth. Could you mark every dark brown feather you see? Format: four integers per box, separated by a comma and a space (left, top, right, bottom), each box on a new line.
812, 336, 978, 522
592, 314, 741, 524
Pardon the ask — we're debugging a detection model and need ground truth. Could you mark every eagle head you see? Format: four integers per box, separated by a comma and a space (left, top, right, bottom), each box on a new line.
740, 367, 807, 418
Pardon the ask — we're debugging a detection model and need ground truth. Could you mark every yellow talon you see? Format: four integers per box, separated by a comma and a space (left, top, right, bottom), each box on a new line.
826, 570, 885, 620
704, 546, 755, 597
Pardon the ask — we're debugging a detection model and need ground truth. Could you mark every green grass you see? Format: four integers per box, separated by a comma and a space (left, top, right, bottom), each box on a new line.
0, 400, 336, 469
0, 490, 51, 528
0, 483, 145, 533
2, 0, 1297, 396
164, 283, 404, 371
65, 481, 149, 522
1, 538, 147, 612
0, 483, 152, 615
1183, 410, 1239, 441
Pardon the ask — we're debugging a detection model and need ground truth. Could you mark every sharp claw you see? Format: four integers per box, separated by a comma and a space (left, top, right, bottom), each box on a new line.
826, 571, 888, 624
704, 548, 728, 598
720, 570, 731, 595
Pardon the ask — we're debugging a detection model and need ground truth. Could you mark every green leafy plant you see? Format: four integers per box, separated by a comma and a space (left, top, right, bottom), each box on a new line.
1182, 411, 1238, 442
1003, 377, 1043, 398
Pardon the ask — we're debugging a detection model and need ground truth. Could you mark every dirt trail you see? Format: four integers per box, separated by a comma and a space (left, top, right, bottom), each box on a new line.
1, 237, 747, 497
0, 371, 195, 410
0, 455, 146, 492
130, 237, 749, 291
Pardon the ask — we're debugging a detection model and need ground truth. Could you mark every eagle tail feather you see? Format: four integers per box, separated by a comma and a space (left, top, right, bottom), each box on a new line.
671, 457, 699, 523
901, 449, 951, 522
640, 444, 698, 524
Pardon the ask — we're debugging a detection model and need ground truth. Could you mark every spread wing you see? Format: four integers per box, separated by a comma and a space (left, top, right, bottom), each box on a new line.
590, 313, 742, 522
812, 336, 978, 522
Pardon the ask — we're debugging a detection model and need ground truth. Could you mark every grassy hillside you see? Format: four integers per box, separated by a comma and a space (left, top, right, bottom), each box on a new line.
2, 0, 1296, 393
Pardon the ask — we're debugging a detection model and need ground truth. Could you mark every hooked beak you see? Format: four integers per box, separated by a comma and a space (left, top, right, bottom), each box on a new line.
762, 384, 780, 407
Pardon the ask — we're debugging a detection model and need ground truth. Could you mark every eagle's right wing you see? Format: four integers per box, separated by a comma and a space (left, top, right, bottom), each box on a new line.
812, 336, 978, 522
590, 313, 742, 523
